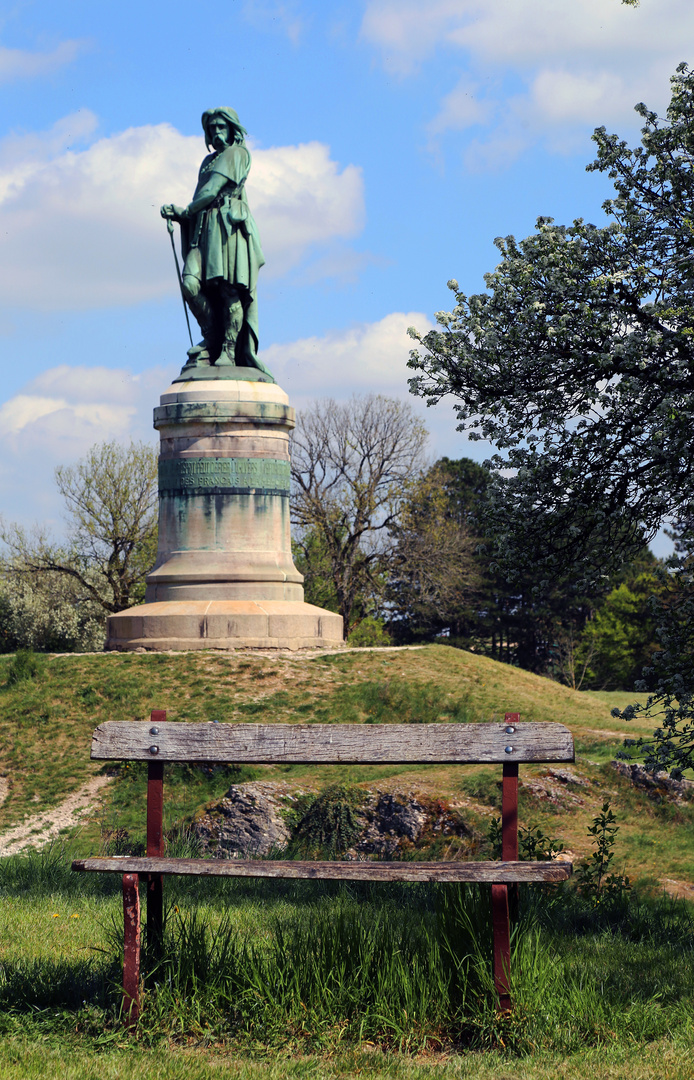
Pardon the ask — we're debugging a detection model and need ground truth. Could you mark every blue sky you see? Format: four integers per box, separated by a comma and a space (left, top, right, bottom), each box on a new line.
0, 0, 690, 551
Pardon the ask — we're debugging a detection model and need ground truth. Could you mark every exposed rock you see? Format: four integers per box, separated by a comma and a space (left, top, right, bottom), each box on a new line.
545, 768, 590, 788
522, 768, 590, 807
194, 782, 297, 858
371, 792, 427, 841
194, 782, 475, 860
0, 775, 111, 858
349, 791, 471, 858
522, 776, 585, 807
660, 877, 694, 901
611, 760, 694, 804
552, 849, 576, 864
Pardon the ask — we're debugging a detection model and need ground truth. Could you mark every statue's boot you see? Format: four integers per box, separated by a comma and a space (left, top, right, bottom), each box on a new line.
186, 340, 213, 365
184, 292, 217, 365
215, 290, 244, 367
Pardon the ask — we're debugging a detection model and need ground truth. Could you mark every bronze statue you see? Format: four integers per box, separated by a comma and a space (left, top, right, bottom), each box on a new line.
161, 108, 272, 376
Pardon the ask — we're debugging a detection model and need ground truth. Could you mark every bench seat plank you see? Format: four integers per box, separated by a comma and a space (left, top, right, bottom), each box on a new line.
72, 856, 572, 883
91, 721, 574, 765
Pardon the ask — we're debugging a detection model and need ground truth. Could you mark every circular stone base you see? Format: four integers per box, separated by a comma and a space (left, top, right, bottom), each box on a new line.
106, 600, 344, 652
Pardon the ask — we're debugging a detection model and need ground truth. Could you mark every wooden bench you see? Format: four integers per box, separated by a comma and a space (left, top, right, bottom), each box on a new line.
72, 710, 574, 1022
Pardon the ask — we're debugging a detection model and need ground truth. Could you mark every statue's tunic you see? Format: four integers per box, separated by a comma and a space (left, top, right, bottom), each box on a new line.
188, 143, 266, 370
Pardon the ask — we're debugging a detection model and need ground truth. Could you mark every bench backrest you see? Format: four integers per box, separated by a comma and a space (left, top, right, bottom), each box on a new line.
91, 717, 574, 765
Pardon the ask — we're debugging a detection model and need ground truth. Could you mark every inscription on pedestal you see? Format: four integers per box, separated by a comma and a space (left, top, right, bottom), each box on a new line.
159, 457, 290, 495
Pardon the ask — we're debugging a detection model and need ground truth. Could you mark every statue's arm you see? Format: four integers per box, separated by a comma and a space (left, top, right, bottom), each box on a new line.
160, 172, 228, 222
160, 147, 248, 221
184, 171, 228, 216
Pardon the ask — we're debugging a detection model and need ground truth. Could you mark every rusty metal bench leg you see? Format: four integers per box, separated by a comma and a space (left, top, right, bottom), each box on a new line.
122, 873, 141, 1025
147, 711, 166, 962
491, 883, 512, 1011
491, 715, 520, 1013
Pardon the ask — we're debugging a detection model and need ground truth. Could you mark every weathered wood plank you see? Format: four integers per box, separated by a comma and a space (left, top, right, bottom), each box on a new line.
90, 721, 574, 764
72, 857, 572, 883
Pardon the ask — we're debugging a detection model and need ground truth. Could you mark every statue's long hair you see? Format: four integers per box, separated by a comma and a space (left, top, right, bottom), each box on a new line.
201, 107, 247, 150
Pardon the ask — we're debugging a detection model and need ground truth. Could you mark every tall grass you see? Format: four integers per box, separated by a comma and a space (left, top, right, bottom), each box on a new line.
2, 847, 693, 1054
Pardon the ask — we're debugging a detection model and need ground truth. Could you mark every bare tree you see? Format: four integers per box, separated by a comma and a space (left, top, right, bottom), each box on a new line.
552, 625, 597, 691
290, 395, 428, 633
1, 440, 158, 615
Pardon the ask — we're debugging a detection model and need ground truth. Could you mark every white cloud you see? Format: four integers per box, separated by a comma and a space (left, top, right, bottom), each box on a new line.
0, 317, 479, 526
0, 117, 365, 310
429, 76, 494, 137
250, 142, 365, 276
530, 68, 646, 125
0, 366, 151, 454
363, 0, 692, 71
262, 311, 473, 460
360, 0, 462, 76
0, 365, 164, 525
362, 0, 694, 163
262, 311, 434, 398
0, 39, 85, 84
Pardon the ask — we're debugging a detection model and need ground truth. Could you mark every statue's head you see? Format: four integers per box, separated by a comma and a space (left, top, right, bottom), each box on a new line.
201, 107, 247, 151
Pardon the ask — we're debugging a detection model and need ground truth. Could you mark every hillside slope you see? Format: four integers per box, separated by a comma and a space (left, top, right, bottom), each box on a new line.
0, 645, 690, 889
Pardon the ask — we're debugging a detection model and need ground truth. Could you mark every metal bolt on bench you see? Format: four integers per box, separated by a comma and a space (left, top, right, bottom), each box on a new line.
73, 710, 574, 1023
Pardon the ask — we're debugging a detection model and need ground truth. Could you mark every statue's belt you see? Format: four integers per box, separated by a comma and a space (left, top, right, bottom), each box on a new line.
191, 187, 249, 245
210, 181, 246, 210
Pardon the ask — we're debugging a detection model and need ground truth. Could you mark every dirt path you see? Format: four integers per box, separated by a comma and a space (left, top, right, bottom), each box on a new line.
0, 775, 111, 857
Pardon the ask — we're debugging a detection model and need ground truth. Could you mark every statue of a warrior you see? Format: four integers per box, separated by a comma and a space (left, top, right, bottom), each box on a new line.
161, 107, 271, 376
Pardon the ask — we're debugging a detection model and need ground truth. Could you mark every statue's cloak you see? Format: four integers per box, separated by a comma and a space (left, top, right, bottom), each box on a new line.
184, 143, 267, 372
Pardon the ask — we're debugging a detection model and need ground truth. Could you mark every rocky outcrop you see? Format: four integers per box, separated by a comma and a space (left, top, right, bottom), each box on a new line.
349, 791, 471, 859
194, 782, 296, 858
611, 760, 694, 804
521, 767, 590, 808
193, 782, 474, 860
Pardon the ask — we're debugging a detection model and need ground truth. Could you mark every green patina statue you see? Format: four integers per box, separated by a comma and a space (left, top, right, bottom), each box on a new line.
161, 107, 273, 379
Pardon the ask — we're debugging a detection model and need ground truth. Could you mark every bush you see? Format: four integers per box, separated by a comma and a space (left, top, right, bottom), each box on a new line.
0, 573, 105, 653
347, 616, 392, 647
287, 785, 366, 858
4, 648, 43, 687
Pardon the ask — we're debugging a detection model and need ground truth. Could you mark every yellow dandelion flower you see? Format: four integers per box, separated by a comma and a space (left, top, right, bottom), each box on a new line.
52, 913, 60, 918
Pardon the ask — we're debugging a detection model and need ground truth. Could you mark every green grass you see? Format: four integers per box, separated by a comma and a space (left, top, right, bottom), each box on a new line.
1, 645, 693, 1074
0, 846, 693, 1073
0, 644, 653, 808
0, 643, 690, 891
2, 1041, 694, 1080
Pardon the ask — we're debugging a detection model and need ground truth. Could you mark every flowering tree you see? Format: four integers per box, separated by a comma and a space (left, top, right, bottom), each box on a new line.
408, 64, 694, 767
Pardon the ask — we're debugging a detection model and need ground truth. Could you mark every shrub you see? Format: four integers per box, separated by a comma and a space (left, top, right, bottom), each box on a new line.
347, 616, 392, 647
0, 573, 105, 653
4, 648, 44, 687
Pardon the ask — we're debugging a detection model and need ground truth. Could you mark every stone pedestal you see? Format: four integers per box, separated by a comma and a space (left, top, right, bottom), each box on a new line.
106, 372, 344, 651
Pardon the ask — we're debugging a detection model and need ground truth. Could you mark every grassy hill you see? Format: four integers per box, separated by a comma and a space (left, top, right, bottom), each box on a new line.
0, 644, 690, 889
2, 643, 694, 1076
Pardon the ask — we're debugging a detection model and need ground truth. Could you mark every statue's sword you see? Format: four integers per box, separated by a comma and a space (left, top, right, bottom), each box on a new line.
166, 219, 194, 348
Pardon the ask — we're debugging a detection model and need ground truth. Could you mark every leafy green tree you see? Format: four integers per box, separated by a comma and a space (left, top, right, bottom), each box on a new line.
409, 64, 694, 587
291, 530, 341, 614
0, 570, 105, 653
1, 439, 158, 617
388, 456, 599, 672
577, 572, 662, 690
408, 65, 694, 757
618, 518, 694, 774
